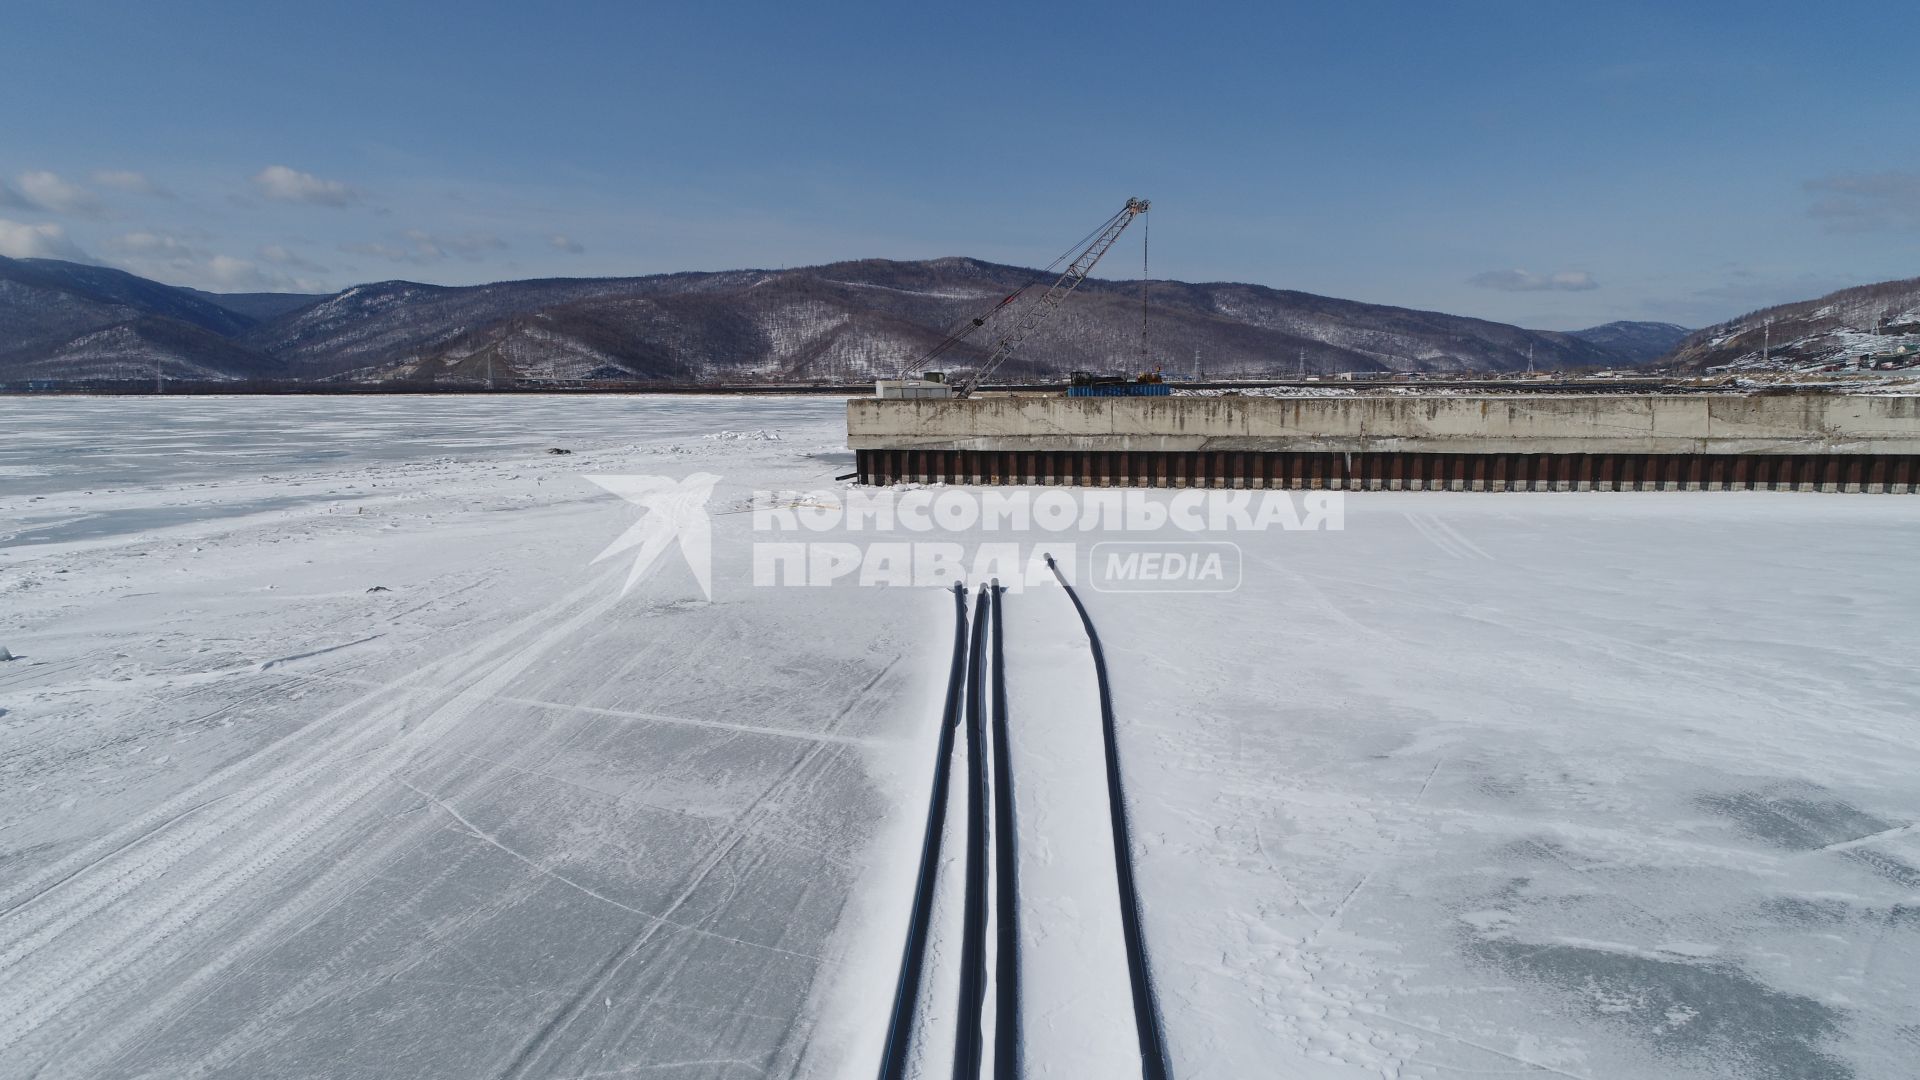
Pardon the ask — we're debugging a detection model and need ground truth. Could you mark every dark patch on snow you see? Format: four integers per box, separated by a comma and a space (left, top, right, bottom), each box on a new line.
1451, 863, 1858, 1079
1490, 836, 1572, 865
1698, 782, 1920, 889
1844, 847, 1920, 890
1476, 774, 1526, 801
803, 450, 856, 469
2, 493, 370, 548
1697, 784, 1892, 851
1464, 934, 1852, 1080
1755, 893, 1920, 932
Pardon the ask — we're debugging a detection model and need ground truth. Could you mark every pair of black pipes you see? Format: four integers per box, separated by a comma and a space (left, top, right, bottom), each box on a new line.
960, 582, 1019, 1078
875, 582, 1015, 1080
877, 574, 1170, 1080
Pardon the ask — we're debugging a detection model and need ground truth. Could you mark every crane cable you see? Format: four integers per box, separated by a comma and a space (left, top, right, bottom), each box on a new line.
904, 207, 1126, 375
899, 205, 1134, 379
964, 198, 1148, 392
906, 291, 1027, 375
1140, 209, 1150, 371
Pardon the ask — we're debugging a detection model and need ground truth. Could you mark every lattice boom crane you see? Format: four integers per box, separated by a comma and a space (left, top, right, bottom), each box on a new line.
958, 197, 1148, 396
896, 198, 1149, 398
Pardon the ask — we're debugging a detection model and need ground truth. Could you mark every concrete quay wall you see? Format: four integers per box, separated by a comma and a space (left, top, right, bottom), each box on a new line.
847, 394, 1920, 457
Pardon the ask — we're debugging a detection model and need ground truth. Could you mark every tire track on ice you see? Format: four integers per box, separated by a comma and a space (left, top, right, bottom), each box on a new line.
103, 808, 530, 1078
491, 650, 903, 1080
0, 564, 610, 924
399, 776, 830, 963
594, 655, 908, 1078
0, 569, 631, 1072
605, 651, 908, 1076
0, 597, 555, 924
99, 672, 690, 1078
127, 731, 629, 1079
1, 579, 551, 862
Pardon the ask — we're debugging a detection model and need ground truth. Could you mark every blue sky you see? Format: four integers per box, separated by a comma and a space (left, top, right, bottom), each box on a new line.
4, 0, 1916, 329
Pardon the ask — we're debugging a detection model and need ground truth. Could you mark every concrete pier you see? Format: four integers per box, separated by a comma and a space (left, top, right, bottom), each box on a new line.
847, 394, 1920, 491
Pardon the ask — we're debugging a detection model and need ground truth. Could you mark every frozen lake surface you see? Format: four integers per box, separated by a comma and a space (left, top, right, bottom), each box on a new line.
0, 394, 843, 498
2, 394, 1917, 1079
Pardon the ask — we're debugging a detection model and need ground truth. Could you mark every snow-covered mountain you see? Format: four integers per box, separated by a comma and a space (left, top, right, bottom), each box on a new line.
1567, 321, 1691, 364
2, 254, 1645, 385
1664, 277, 1920, 372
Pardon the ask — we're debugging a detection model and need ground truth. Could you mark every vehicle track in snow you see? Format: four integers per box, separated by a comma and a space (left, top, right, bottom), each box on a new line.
0, 567, 632, 1073
0, 549, 907, 1079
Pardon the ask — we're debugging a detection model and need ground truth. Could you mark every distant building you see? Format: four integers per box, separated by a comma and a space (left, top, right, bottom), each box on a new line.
1857, 343, 1920, 371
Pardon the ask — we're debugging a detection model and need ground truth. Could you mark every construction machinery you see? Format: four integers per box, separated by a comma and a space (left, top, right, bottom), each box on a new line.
881, 198, 1150, 399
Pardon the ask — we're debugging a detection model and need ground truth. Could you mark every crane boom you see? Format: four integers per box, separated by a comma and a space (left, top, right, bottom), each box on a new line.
955, 197, 1148, 397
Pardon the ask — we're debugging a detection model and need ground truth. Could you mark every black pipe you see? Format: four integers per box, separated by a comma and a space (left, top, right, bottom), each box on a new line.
1043, 554, 1173, 1080
954, 583, 993, 1079
988, 581, 1021, 1078
876, 583, 971, 1080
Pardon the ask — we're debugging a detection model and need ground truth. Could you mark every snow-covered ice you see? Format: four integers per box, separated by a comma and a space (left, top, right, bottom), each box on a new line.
1100, 497, 1920, 1080
997, 591, 1139, 1077
1, 395, 919, 1079
3, 394, 1918, 1079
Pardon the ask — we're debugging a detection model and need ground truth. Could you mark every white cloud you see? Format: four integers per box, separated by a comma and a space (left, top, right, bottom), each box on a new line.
0, 218, 94, 262
108, 229, 205, 258
339, 240, 406, 261
550, 233, 585, 253
1468, 268, 1600, 292
207, 254, 283, 290
1804, 171, 1920, 233
16, 171, 106, 218
91, 169, 170, 197
118, 249, 326, 294
416, 229, 504, 260
258, 243, 328, 272
95, 228, 328, 293
252, 164, 358, 207
342, 228, 505, 264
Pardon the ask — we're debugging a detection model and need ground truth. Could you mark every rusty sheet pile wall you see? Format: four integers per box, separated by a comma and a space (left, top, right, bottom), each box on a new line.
848, 395, 1920, 491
